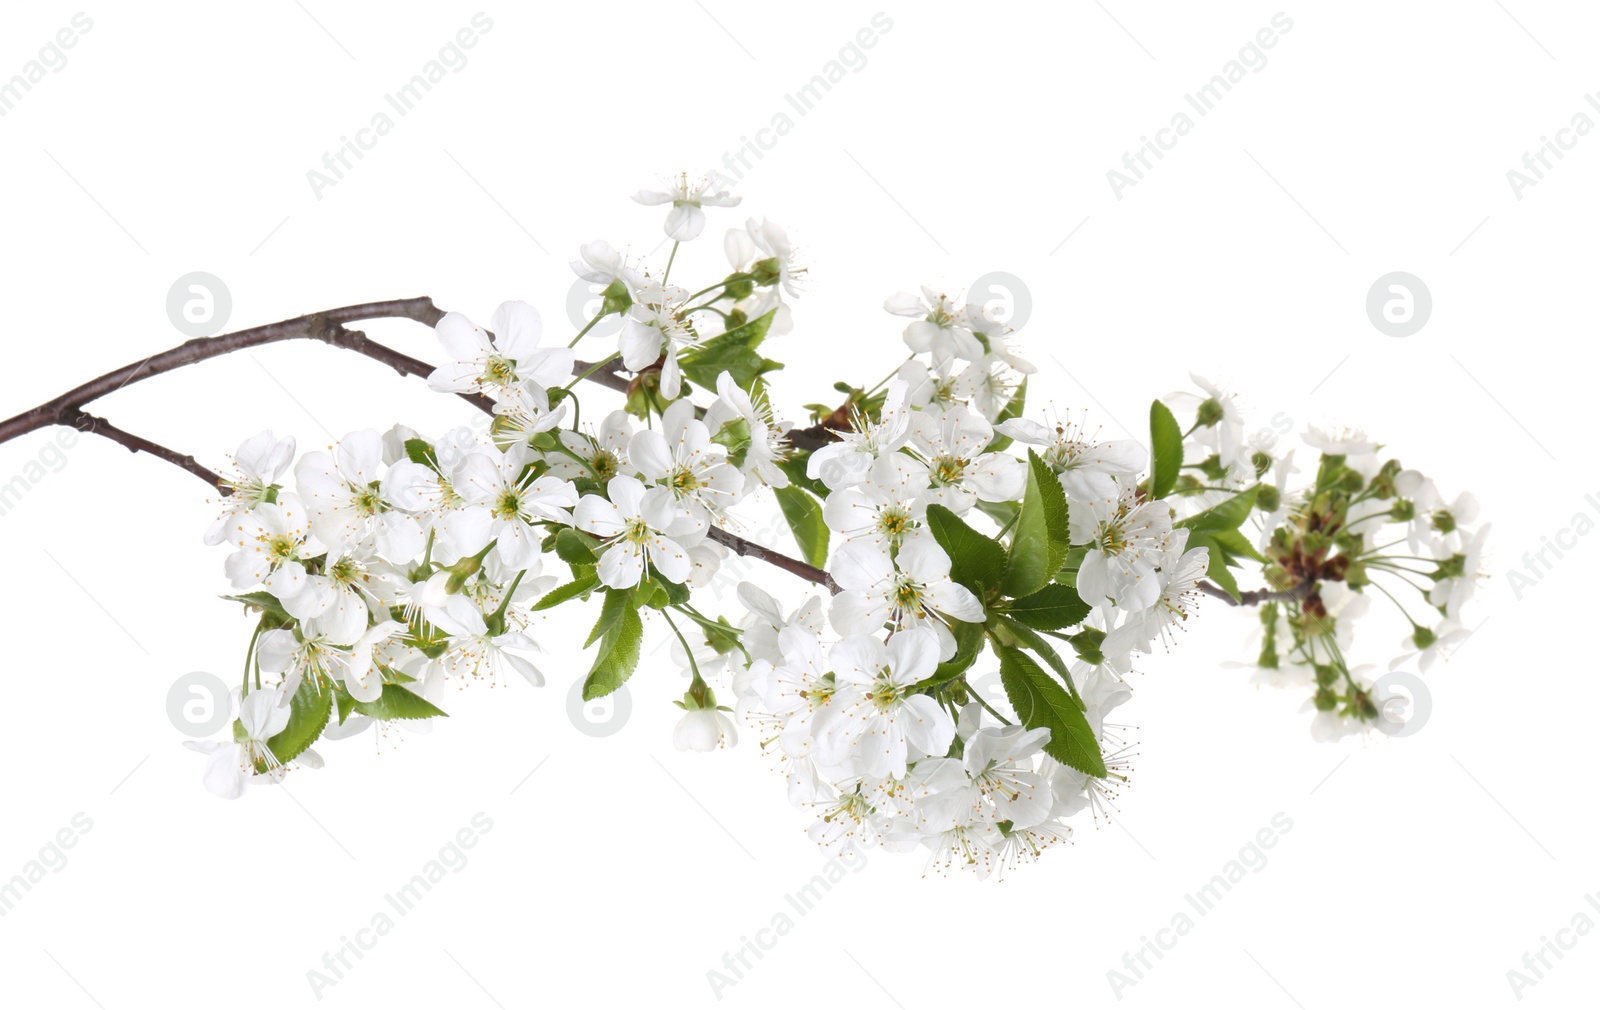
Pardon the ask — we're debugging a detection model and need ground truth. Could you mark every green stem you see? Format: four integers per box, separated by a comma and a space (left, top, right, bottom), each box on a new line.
864, 354, 915, 397
661, 609, 703, 686
491, 569, 527, 628
1368, 579, 1424, 626
966, 682, 1013, 725
563, 351, 621, 392
241, 620, 265, 697
567, 310, 607, 348
661, 241, 680, 285
675, 605, 751, 664
681, 302, 730, 319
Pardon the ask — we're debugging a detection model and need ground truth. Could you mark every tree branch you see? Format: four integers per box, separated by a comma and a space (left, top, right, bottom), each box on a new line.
1, 298, 839, 593
66, 408, 227, 490
0, 297, 459, 445
707, 527, 839, 593
1197, 580, 1314, 607
570, 358, 840, 453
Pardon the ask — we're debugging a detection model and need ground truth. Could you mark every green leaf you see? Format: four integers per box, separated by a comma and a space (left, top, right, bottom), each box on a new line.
1066, 626, 1107, 666
222, 592, 292, 625
777, 454, 831, 499
1053, 546, 1086, 587
1006, 583, 1091, 630
984, 379, 1027, 453
912, 618, 986, 692
999, 647, 1106, 777
975, 499, 1020, 530
774, 484, 829, 568
265, 678, 332, 766
1176, 486, 1260, 534
585, 588, 631, 648
583, 603, 644, 700
1205, 526, 1267, 564
1188, 532, 1242, 600
553, 528, 600, 565
1149, 400, 1183, 500
996, 615, 1078, 697
532, 568, 599, 611
925, 503, 1006, 596
404, 437, 440, 471
639, 568, 692, 610
678, 309, 783, 390
1002, 451, 1070, 598
349, 684, 449, 722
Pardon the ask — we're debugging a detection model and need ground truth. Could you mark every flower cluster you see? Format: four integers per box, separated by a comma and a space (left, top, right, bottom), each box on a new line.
186, 182, 1486, 878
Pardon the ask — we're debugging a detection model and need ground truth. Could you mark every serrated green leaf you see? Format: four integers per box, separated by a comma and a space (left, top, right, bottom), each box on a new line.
532, 568, 599, 611
350, 684, 449, 721
909, 618, 986, 693
776, 453, 831, 499
999, 647, 1106, 777
639, 568, 691, 609
585, 588, 631, 648
222, 592, 292, 625
583, 603, 644, 700
925, 503, 1006, 595
774, 484, 829, 568
1006, 583, 1091, 630
1176, 485, 1260, 534
996, 615, 1079, 700
1188, 532, 1242, 600
1149, 400, 1183, 500
554, 528, 600, 565
679, 309, 783, 390
1204, 526, 1267, 564
1002, 451, 1070, 598
975, 498, 1020, 530
265, 678, 332, 766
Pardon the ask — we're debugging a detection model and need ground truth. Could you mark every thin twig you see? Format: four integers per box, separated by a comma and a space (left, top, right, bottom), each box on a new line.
66, 408, 227, 490
0, 298, 838, 592
1197, 580, 1313, 606
707, 527, 838, 593
571, 357, 839, 453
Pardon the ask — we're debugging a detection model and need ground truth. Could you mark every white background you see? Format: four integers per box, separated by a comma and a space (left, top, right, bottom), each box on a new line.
0, 2, 1593, 1007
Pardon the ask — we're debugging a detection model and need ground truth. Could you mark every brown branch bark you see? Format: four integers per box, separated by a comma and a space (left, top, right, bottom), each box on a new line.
0, 297, 451, 445
1197, 580, 1314, 607
0, 298, 838, 592
66, 408, 227, 491
707, 527, 839, 593
570, 358, 841, 453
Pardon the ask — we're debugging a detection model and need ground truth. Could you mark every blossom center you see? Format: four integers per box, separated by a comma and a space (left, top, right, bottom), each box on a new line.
483, 355, 517, 385
931, 455, 967, 486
